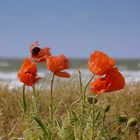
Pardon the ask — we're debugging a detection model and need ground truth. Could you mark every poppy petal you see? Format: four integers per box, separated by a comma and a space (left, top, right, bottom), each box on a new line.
30, 41, 39, 51
88, 51, 116, 75
105, 68, 125, 92
17, 58, 41, 86
46, 55, 69, 73
55, 71, 71, 78
30, 42, 51, 63
19, 58, 33, 70
90, 68, 125, 94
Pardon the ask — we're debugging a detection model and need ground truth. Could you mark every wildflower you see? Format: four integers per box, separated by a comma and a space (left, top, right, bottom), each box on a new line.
18, 58, 41, 86
88, 50, 116, 76
46, 54, 70, 78
90, 68, 125, 94
30, 41, 51, 63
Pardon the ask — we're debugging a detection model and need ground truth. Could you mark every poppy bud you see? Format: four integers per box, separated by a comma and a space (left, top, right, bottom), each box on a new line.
103, 104, 110, 112
110, 136, 120, 140
94, 98, 98, 104
87, 96, 98, 104
118, 115, 128, 123
127, 118, 137, 127
87, 96, 93, 104
32, 47, 41, 56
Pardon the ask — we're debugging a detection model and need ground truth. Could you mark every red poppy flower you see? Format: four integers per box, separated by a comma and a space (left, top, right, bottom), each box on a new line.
88, 51, 116, 76
90, 68, 125, 94
30, 41, 51, 63
18, 58, 41, 86
46, 55, 70, 78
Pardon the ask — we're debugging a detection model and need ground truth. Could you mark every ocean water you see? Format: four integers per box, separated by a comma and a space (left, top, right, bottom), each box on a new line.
0, 58, 140, 88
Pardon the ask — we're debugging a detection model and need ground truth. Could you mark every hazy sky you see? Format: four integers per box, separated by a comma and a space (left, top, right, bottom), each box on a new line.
0, 0, 140, 58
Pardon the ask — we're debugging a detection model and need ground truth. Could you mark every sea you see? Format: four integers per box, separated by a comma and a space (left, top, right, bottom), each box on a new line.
0, 58, 140, 89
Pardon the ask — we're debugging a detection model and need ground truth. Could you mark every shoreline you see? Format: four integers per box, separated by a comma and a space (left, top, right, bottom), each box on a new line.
0, 69, 140, 90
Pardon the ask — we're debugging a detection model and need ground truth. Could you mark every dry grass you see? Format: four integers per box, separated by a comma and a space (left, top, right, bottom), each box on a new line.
0, 81, 140, 140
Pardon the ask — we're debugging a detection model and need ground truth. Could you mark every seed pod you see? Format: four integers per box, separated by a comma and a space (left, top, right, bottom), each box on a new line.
103, 104, 110, 112
118, 115, 128, 123
127, 118, 137, 127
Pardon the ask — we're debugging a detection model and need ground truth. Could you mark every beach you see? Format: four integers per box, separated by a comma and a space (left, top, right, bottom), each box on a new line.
0, 58, 140, 88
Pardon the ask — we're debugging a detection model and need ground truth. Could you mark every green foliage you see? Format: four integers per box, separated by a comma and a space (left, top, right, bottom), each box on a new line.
33, 117, 51, 140
0, 81, 140, 139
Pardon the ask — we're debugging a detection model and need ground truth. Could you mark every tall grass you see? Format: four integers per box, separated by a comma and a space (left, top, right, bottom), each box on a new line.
0, 79, 140, 140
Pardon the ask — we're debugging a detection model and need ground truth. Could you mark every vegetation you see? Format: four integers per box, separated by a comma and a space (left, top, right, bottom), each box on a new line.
0, 48, 139, 140
0, 79, 140, 140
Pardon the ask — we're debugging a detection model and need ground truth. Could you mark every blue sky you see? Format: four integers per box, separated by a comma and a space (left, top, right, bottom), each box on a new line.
0, 0, 140, 58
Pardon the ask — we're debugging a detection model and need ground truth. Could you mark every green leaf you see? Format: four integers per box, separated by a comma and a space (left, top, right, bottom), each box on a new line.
33, 117, 51, 139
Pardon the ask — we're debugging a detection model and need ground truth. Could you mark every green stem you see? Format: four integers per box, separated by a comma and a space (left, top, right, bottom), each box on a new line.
22, 84, 27, 114
92, 102, 95, 140
122, 125, 128, 133
102, 112, 106, 129
104, 121, 116, 129
83, 74, 95, 95
70, 98, 80, 110
32, 85, 38, 115
91, 94, 101, 139
78, 70, 83, 95
32, 85, 36, 97
50, 73, 55, 140
79, 70, 83, 140
79, 71, 95, 140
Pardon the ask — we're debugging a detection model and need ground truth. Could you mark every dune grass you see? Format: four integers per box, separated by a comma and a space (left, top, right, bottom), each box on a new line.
0, 79, 140, 140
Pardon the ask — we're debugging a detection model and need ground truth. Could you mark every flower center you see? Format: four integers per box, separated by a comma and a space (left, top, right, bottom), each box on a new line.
32, 47, 41, 56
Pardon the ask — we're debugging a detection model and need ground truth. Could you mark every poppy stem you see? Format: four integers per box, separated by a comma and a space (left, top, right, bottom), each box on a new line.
92, 102, 95, 139
32, 85, 38, 116
78, 70, 84, 140
79, 70, 95, 140
22, 84, 27, 114
78, 70, 83, 94
83, 74, 95, 95
50, 73, 55, 140
91, 94, 100, 139
102, 112, 106, 129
